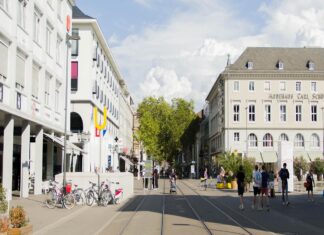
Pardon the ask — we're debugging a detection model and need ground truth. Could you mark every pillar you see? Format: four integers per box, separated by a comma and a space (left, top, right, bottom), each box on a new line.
34, 127, 43, 195
82, 142, 90, 172
46, 136, 54, 180
3, 115, 14, 200
20, 121, 30, 198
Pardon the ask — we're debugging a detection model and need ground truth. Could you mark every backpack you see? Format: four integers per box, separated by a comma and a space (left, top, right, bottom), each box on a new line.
254, 171, 262, 185
280, 168, 289, 181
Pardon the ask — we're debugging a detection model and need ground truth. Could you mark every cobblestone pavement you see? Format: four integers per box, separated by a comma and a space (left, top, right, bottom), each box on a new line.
9, 179, 324, 235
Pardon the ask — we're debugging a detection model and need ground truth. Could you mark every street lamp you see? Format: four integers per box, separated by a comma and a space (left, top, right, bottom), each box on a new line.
63, 33, 80, 191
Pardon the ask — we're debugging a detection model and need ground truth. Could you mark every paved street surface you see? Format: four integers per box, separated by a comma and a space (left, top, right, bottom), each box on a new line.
10, 179, 324, 235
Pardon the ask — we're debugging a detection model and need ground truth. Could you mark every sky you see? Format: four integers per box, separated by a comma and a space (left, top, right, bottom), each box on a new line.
76, 0, 324, 110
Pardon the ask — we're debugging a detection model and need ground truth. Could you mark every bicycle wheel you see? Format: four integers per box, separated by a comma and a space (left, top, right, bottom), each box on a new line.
101, 190, 112, 207
74, 189, 85, 206
86, 190, 95, 206
63, 193, 75, 209
115, 192, 123, 204
45, 190, 57, 209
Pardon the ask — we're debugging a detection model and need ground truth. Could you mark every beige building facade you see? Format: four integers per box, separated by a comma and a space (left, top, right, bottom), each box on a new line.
207, 48, 324, 165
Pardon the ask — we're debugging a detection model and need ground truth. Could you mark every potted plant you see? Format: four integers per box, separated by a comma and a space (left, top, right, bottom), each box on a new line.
225, 175, 233, 189
242, 158, 254, 192
0, 216, 9, 235
310, 158, 324, 181
294, 156, 308, 181
219, 151, 241, 189
0, 184, 9, 235
8, 206, 32, 235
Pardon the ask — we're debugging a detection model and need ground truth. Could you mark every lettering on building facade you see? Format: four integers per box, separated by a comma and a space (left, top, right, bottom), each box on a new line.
268, 93, 324, 100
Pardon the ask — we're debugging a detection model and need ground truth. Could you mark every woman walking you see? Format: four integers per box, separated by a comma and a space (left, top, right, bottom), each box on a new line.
306, 170, 315, 201
236, 165, 245, 210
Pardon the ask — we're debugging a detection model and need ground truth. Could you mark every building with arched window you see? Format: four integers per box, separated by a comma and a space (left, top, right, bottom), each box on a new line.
207, 47, 324, 167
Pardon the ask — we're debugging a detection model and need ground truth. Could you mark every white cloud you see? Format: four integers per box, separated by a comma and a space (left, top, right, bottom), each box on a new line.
140, 67, 192, 102
112, 0, 324, 110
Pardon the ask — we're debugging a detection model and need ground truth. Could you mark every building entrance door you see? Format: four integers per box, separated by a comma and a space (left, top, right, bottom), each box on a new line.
12, 144, 21, 191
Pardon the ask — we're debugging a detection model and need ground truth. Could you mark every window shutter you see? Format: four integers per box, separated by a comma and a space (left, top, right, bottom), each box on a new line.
0, 42, 8, 79
32, 65, 39, 98
16, 55, 25, 87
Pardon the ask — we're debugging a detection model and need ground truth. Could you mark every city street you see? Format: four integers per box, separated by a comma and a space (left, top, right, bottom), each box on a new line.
11, 179, 324, 235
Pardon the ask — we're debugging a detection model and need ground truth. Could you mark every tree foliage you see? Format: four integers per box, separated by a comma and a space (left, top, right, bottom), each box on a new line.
137, 97, 196, 163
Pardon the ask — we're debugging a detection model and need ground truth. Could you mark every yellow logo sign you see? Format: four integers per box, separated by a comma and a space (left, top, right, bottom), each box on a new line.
93, 107, 107, 130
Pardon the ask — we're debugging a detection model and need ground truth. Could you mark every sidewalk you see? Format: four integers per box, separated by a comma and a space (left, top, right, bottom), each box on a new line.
9, 179, 144, 235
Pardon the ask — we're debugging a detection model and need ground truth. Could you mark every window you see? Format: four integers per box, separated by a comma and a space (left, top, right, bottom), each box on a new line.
45, 73, 51, 106
277, 61, 284, 70
311, 82, 316, 92
56, 35, 62, 64
294, 134, 304, 147
17, 0, 26, 29
16, 54, 25, 89
247, 61, 253, 69
0, 83, 3, 102
46, 23, 53, 55
234, 81, 239, 91
264, 81, 270, 91
308, 61, 315, 71
33, 9, 41, 43
248, 133, 258, 147
32, 64, 40, 99
280, 104, 286, 122
310, 134, 320, 148
71, 28, 79, 56
296, 81, 301, 92
71, 62, 78, 91
100, 90, 103, 103
279, 133, 289, 142
296, 105, 302, 122
55, 81, 61, 112
248, 104, 255, 122
233, 104, 240, 122
279, 81, 286, 91
311, 105, 317, 122
0, 41, 8, 79
263, 133, 273, 147
234, 132, 240, 142
249, 81, 255, 91
0, 0, 9, 12
264, 104, 271, 122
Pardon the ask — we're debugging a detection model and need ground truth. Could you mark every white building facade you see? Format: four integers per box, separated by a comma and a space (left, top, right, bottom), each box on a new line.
0, 0, 74, 199
70, 6, 134, 173
207, 48, 324, 167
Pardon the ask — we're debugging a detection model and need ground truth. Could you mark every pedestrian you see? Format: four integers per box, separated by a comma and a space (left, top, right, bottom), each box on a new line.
153, 168, 159, 189
260, 165, 270, 211
306, 170, 315, 201
268, 170, 275, 198
252, 165, 261, 210
204, 167, 208, 190
279, 163, 290, 206
236, 165, 245, 210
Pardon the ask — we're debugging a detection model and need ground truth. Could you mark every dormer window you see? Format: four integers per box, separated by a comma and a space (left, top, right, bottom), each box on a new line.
277, 60, 284, 70
307, 61, 315, 71
246, 61, 253, 70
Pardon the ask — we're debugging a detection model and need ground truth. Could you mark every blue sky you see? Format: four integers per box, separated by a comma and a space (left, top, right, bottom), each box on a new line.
75, 0, 324, 110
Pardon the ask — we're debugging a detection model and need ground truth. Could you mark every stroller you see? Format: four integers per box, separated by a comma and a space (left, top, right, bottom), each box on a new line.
170, 177, 177, 194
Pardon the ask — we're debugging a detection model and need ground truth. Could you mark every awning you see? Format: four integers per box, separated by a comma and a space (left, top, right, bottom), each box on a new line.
261, 151, 278, 163
294, 151, 310, 162
308, 152, 323, 162
247, 151, 263, 163
119, 156, 134, 166
44, 133, 86, 155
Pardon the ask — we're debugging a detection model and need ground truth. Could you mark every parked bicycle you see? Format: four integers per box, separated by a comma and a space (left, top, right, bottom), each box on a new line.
71, 184, 85, 206
85, 181, 112, 207
45, 180, 75, 209
106, 180, 123, 204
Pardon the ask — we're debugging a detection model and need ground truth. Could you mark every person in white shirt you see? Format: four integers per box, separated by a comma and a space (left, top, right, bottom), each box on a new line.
252, 165, 262, 210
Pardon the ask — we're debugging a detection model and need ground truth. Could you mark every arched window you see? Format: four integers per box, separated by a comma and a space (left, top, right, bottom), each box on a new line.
310, 133, 320, 147
248, 133, 258, 147
279, 133, 289, 142
70, 112, 83, 133
294, 133, 304, 147
263, 133, 273, 147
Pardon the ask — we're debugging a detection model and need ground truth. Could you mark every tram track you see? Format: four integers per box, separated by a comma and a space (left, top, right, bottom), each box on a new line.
180, 180, 278, 235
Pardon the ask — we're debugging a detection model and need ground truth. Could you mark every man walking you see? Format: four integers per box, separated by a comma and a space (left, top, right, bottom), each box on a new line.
279, 163, 290, 205
261, 165, 270, 211
252, 165, 261, 210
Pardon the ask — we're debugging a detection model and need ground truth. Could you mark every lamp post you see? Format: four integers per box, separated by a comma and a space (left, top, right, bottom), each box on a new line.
62, 32, 80, 191
245, 106, 248, 162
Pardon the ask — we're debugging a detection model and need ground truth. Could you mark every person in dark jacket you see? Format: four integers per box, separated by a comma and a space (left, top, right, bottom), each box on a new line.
236, 165, 245, 210
306, 170, 315, 201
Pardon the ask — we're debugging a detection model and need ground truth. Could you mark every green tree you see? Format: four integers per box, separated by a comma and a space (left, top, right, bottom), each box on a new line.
137, 97, 196, 163
310, 158, 324, 181
293, 156, 309, 181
